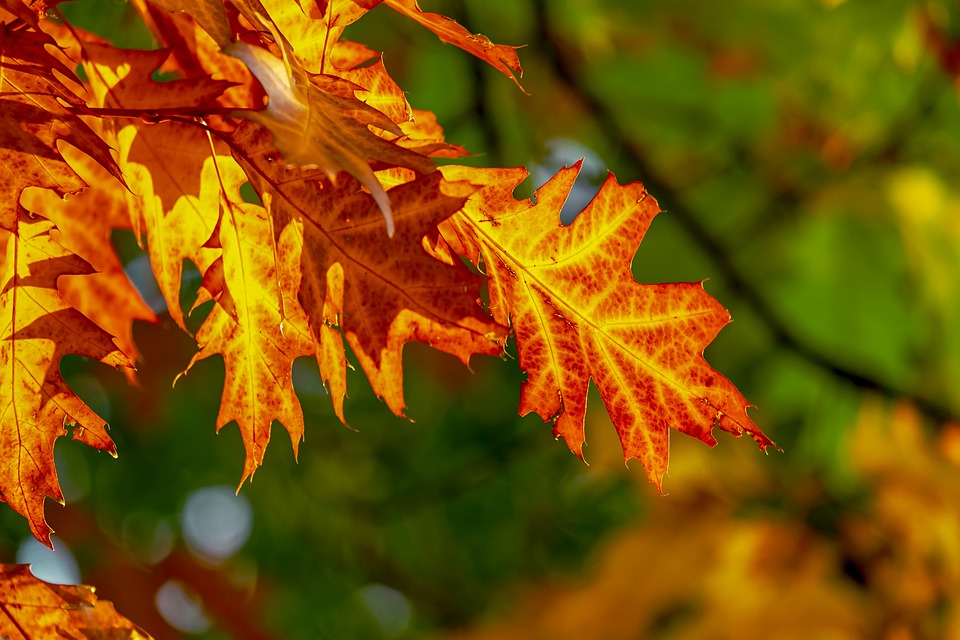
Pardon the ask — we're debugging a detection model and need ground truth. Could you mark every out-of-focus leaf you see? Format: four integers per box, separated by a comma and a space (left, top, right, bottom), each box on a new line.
0, 564, 152, 639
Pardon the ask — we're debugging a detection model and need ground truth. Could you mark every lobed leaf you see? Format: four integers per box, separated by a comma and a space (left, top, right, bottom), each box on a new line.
0, 21, 123, 232
183, 152, 314, 483
440, 163, 775, 487
82, 43, 232, 329
227, 40, 435, 236
20, 142, 158, 367
231, 121, 506, 421
383, 0, 524, 89
0, 216, 130, 545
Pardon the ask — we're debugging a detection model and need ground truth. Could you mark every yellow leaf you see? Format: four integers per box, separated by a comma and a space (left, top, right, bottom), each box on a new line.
0, 216, 130, 545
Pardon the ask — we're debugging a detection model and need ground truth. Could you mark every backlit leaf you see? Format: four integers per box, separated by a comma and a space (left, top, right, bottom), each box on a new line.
231, 120, 505, 420
0, 216, 130, 545
0, 21, 123, 232
227, 40, 435, 236
20, 142, 158, 366
440, 163, 774, 487
182, 151, 314, 483
0, 564, 152, 639
383, 0, 524, 89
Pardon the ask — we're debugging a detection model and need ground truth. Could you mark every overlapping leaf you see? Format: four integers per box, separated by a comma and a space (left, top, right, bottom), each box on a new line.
227, 40, 435, 236
147, 0, 234, 48
143, 0, 514, 236
0, 20, 123, 232
440, 163, 774, 487
183, 152, 314, 483
82, 42, 232, 328
231, 121, 505, 420
0, 216, 130, 545
82, 40, 318, 480
257, 0, 373, 73
20, 142, 158, 365
0, 564, 152, 639
0, 0, 771, 565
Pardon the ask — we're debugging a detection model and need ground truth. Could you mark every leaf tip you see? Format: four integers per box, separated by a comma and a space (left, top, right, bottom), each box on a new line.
370, 182, 395, 237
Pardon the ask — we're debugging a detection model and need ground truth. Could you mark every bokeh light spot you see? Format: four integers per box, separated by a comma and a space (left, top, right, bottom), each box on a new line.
16, 536, 81, 585
359, 584, 412, 637
155, 580, 211, 634
180, 484, 253, 564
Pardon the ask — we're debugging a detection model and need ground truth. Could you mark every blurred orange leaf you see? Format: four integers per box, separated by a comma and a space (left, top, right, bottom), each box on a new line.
0, 564, 152, 639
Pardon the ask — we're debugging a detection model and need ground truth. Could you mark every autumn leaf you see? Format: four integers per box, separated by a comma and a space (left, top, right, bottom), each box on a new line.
0, 216, 130, 546
131, 0, 264, 111
227, 40, 436, 236
0, 564, 152, 639
249, 0, 522, 86
439, 163, 775, 488
0, 18, 123, 232
137, 0, 483, 238
0, 0, 39, 26
182, 150, 314, 483
231, 120, 506, 421
255, 0, 371, 74
323, 43, 468, 158
147, 0, 234, 48
383, 0, 524, 89
20, 142, 158, 366
81, 42, 233, 329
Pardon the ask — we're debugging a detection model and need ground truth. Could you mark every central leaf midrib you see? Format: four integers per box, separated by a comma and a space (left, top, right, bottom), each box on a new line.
459, 204, 735, 422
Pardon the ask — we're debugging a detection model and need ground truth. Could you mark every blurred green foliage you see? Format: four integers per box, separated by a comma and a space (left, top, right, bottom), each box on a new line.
3, 0, 960, 638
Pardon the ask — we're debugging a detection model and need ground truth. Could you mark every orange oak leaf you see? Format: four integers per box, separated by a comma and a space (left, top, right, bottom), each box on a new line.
82, 43, 233, 329
0, 564, 152, 639
131, 0, 264, 111
0, 0, 39, 26
439, 163, 774, 488
81, 41, 234, 113
139, 1, 464, 234
324, 42, 467, 158
0, 19, 123, 232
231, 120, 506, 420
256, 0, 373, 74
0, 216, 130, 546
383, 0, 524, 89
182, 153, 314, 483
20, 143, 158, 366
147, 0, 234, 48
227, 40, 435, 236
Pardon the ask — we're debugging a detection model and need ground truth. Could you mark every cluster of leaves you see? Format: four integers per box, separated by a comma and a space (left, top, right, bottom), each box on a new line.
6, 0, 960, 637
1, 0, 773, 552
